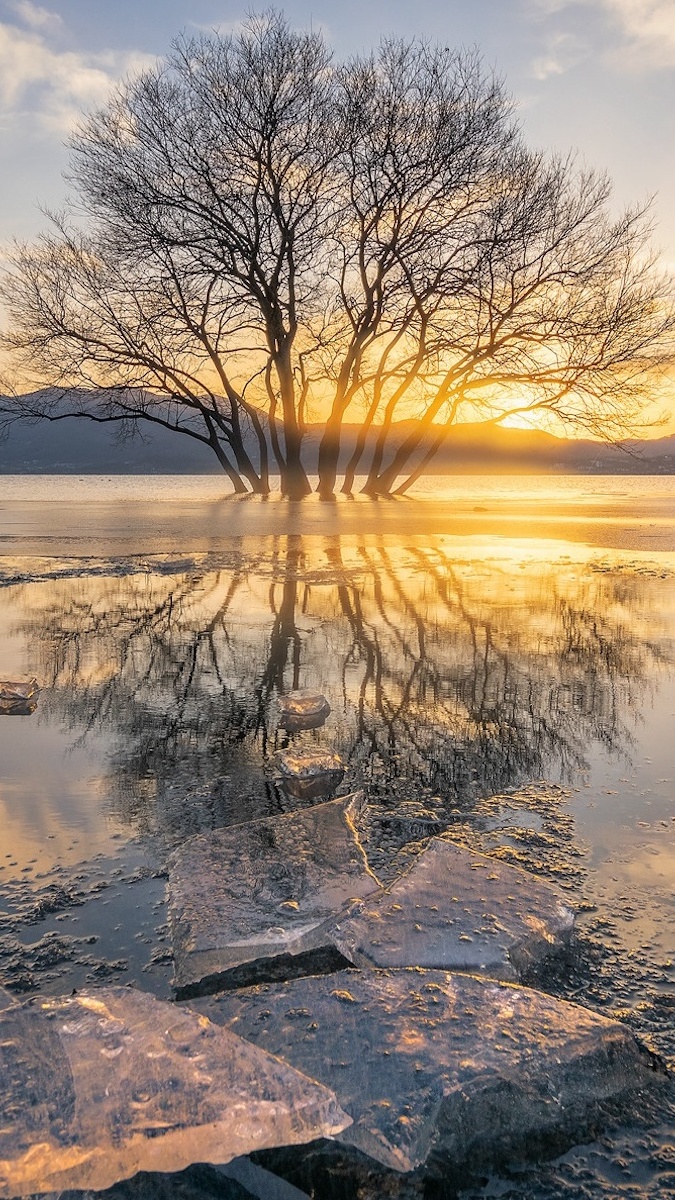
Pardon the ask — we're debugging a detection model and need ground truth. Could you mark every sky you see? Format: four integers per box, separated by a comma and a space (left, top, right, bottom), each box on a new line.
0, 0, 673, 425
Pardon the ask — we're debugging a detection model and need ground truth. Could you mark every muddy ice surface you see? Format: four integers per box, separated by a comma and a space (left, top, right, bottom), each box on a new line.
0, 847, 172, 999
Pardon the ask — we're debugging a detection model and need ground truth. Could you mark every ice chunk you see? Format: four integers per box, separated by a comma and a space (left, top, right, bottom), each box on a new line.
278, 749, 345, 799
0, 678, 39, 715
217, 1157, 310, 1199
330, 839, 574, 980
278, 690, 330, 731
168, 793, 380, 998
0, 987, 350, 1198
52, 1160, 309, 1200
204, 968, 666, 1176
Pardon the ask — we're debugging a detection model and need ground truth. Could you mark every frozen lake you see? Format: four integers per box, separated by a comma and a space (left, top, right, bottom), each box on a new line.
0, 474, 674, 1198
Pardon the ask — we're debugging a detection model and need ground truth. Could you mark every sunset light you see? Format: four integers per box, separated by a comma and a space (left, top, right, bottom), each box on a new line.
0, 5, 674, 1199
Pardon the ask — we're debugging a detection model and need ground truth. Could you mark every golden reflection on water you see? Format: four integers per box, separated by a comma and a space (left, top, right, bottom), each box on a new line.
3, 477, 675, 561
2, 509, 675, 1191
1, 529, 675, 1061
0, 532, 671, 871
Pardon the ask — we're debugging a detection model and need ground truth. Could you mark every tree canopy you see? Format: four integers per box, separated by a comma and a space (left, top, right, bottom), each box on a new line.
2, 11, 674, 496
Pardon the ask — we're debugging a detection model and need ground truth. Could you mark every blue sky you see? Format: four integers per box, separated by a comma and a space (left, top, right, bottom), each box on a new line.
0, 0, 673, 424
1, 0, 673, 255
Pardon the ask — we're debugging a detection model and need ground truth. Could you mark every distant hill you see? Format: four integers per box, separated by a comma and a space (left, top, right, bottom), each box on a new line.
1, 398, 217, 474
1, 390, 674, 475
377, 421, 675, 475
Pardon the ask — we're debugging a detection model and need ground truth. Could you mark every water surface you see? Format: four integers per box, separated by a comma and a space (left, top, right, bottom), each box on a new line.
0, 475, 674, 1198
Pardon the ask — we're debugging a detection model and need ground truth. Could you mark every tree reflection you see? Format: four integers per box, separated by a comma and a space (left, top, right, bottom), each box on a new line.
320, 543, 664, 805
11, 540, 669, 840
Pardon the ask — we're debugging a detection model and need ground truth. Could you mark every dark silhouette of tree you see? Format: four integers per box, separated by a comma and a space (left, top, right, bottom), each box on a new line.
2, 14, 673, 497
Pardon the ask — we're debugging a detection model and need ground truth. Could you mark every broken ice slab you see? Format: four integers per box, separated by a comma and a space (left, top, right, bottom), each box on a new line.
168, 792, 380, 998
278, 749, 345, 799
169, 811, 572, 997
0, 679, 39, 703
217, 1157, 310, 1199
278, 690, 331, 731
203, 968, 666, 1177
0, 678, 39, 715
330, 839, 575, 981
55, 1160, 310, 1200
0, 986, 350, 1198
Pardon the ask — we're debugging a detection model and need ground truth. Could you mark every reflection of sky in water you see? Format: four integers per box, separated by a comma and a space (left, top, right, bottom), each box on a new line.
0, 483, 673, 990
2, 474, 675, 558
1, 530, 673, 883
1, 483, 674, 1195
0, 723, 116, 865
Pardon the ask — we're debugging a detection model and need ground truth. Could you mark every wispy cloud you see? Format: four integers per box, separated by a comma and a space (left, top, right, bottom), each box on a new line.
0, 5, 153, 133
600, 0, 675, 68
9, 0, 62, 34
526, 0, 675, 71
526, 0, 577, 13
530, 30, 586, 79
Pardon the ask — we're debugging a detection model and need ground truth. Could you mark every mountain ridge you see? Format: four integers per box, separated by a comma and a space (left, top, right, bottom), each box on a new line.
1, 390, 674, 474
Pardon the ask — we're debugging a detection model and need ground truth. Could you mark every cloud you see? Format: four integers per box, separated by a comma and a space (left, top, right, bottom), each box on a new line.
9, 0, 62, 34
0, 7, 154, 134
526, 0, 575, 12
600, 0, 675, 68
530, 30, 586, 79
526, 0, 675, 71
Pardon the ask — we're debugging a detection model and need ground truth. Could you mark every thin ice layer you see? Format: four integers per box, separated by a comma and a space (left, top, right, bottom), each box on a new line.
168, 792, 380, 996
0, 987, 350, 1197
205, 968, 666, 1175
330, 839, 575, 979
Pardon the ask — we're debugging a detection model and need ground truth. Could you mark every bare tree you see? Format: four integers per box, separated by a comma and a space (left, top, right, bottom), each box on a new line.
1, 12, 673, 496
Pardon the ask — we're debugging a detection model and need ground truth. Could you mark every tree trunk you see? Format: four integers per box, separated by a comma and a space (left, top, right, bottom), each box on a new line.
361, 404, 396, 494
275, 343, 312, 499
367, 391, 453, 494
233, 444, 265, 492
209, 434, 248, 493
317, 343, 369, 497
341, 398, 380, 494
393, 428, 448, 495
247, 406, 271, 494
227, 401, 267, 493
281, 455, 313, 499
317, 420, 342, 499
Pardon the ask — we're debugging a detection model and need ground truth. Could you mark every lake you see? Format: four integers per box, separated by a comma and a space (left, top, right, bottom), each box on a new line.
0, 474, 674, 1198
